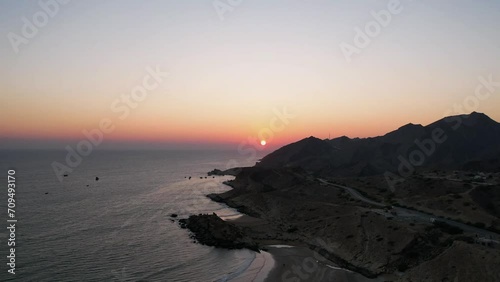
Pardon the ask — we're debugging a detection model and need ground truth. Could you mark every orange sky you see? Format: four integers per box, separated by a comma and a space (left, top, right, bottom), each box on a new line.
1, 1, 500, 149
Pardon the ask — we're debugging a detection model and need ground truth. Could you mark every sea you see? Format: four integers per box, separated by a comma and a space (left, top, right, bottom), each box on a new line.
0, 149, 269, 281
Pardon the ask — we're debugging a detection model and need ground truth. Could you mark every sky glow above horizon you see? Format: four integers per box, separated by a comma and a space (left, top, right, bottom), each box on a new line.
1, 0, 499, 149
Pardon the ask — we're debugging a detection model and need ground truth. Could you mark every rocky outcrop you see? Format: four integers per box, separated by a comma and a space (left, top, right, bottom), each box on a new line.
207, 168, 243, 176
207, 194, 261, 218
207, 169, 224, 176
178, 213, 259, 252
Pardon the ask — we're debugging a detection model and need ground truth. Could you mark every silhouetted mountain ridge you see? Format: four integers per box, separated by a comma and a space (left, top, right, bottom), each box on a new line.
257, 112, 500, 176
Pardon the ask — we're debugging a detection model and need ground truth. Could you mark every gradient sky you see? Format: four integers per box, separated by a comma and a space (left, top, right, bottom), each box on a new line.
1, 0, 499, 149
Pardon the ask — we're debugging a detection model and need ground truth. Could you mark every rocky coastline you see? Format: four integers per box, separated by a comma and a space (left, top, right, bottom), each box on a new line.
177, 213, 260, 252
194, 166, 500, 281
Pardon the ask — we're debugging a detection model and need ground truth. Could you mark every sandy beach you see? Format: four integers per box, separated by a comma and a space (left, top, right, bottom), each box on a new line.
230, 244, 385, 282
265, 246, 393, 282
230, 250, 275, 282
226, 215, 387, 282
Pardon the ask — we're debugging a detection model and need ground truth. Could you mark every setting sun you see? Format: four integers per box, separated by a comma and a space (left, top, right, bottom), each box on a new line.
260, 140, 267, 146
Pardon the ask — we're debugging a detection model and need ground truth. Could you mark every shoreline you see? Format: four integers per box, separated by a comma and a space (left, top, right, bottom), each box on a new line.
225, 215, 384, 282
227, 243, 385, 282
208, 174, 390, 281
214, 195, 382, 280
211, 178, 379, 281
229, 249, 275, 282
264, 246, 385, 282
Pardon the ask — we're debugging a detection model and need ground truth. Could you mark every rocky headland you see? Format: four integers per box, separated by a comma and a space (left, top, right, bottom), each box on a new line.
179, 113, 500, 281
178, 213, 259, 252
204, 166, 500, 281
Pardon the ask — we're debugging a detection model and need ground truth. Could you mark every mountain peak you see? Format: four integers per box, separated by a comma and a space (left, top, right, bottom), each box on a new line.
382, 122, 425, 143
470, 111, 484, 116
430, 112, 498, 128
301, 136, 324, 144
468, 111, 494, 121
464, 111, 498, 127
398, 123, 423, 130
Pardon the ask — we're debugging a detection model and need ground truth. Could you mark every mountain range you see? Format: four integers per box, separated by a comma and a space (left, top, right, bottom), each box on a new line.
257, 112, 500, 176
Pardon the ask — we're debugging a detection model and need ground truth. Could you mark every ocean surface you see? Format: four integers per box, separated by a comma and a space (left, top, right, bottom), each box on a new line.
0, 149, 268, 281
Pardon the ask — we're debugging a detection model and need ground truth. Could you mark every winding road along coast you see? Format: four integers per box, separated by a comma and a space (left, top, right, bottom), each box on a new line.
317, 178, 500, 243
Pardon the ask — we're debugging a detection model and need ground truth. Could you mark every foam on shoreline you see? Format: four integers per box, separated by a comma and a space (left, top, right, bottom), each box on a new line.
263, 246, 386, 282
229, 250, 275, 282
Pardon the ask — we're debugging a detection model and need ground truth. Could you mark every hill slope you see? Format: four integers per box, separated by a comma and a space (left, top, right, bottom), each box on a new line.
257, 112, 500, 176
